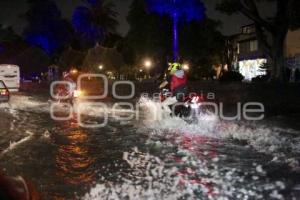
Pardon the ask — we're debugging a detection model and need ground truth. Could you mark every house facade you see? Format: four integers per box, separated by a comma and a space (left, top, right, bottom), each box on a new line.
285, 30, 300, 82
227, 24, 300, 82
226, 24, 267, 81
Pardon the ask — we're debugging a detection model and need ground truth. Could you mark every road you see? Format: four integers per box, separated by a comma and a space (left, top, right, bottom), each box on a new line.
0, 93, 300, 199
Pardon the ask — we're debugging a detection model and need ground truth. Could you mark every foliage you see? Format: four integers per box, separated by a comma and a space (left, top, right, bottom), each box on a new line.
23, 0, 73, 57
124, 0, 172, 68
145, 0, 206, 60
125, 0, 224, 78
180, 19, 225, 76
252, 75, 269, 82
72, 0, 119, 49
145, 0, 205, 22
0, 25, 22, 43
219, 71, 244, 82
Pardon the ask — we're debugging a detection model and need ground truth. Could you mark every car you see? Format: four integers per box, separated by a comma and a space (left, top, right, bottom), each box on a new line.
0, 80, 10, 102
0, 64, 20, 92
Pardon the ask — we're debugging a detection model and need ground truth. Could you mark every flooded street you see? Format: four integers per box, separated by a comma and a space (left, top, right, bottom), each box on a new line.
0, 94, 300, 199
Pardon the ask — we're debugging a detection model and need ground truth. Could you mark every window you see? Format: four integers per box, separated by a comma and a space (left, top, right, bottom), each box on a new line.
250, 40, 258, 51
239, 42, 249, 54
242, 25, 255, 34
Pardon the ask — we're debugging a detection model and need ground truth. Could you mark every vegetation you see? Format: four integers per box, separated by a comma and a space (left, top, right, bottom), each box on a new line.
124, 0, 225, 79
219, 71, 244, 82
23, 0, 73, 57
72, 0, 119, 49
3, 0, 296, 81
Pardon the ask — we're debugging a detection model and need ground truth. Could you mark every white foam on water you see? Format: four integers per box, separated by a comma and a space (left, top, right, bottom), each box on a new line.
83, 148, 286, 200
138, 97, 300, 166
80, 97, 297, 199
1, 130, 34, 155
0, 95, 49, 113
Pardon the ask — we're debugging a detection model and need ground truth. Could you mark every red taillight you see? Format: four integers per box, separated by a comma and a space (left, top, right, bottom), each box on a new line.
0, 89, 9, 96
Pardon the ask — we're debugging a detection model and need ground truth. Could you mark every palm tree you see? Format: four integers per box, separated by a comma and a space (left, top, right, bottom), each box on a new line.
72, 0, 119, 48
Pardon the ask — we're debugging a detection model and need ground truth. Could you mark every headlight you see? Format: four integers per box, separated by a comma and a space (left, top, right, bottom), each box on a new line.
73, 90, 82, 98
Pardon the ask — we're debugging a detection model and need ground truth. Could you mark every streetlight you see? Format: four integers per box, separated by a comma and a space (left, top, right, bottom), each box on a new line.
99, 65, 104, 70
144, 60, 152, 69
144, 60, 152, 79
70, 69, 78, 74
183, 64, 190, 71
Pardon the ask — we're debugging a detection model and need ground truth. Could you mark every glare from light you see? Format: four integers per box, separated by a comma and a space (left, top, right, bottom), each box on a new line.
70, 69, 78, 74
73, 90, 82, 98
144, 60, 152, 68
99, 65, 103, 70
183, 64, 190, 71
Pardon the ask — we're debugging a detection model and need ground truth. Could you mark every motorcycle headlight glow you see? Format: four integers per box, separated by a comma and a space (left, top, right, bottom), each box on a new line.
73, 90, 82, 98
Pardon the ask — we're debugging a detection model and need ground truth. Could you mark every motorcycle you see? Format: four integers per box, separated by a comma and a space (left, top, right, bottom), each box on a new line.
159, 87, 204, 123
51, 81, 82, 105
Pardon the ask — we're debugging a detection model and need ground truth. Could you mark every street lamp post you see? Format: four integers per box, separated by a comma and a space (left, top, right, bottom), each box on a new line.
144, 60, 152, 79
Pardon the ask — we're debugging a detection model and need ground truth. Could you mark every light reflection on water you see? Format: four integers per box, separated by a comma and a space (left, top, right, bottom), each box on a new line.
55, 128, 96, 186
1, 95, 300, 199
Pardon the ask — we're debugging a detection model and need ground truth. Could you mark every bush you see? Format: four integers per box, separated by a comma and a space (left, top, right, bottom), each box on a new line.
252, 75, 269, 82
219, 71, 244, 82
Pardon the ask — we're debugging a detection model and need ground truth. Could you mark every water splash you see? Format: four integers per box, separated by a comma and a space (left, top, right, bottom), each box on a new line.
1, 130, 34, 155
138, 97, 300, 167
83, 148, 286, 200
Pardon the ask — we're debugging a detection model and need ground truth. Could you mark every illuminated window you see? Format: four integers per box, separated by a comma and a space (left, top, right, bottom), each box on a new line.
238, 59, 267, 81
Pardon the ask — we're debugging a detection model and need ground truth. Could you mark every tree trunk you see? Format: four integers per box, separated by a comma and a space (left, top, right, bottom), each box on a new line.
271, 30, 288, 82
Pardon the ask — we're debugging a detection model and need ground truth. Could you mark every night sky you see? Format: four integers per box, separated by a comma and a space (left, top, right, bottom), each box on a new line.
0, 0, 275, 36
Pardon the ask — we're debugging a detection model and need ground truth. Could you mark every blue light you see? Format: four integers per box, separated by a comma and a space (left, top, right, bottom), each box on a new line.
27, 35, 54, 55
146, 0, 206, 61
146, 0, 205, 22
72, 3, 105, 45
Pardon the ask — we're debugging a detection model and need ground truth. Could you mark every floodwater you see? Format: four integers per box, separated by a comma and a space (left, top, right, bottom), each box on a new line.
0, 94, 300, 200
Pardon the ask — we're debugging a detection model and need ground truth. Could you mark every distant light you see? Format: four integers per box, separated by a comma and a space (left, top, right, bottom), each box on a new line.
144, 60, 152, 68
99, 65, 103, 70
73, 90, 82, 98
139, 69, 143, 72
70, 69, 78, 74
183, 64, 190, 71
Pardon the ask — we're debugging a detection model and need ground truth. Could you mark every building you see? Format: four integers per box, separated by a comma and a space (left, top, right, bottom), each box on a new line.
285, 30, 300, 82
227, 24, 300, 82
226, 24, 267, 81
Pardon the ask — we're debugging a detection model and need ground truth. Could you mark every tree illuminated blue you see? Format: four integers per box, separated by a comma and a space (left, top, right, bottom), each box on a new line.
72, 0, 118, 48
23, 0, 72, 56
146, 0, 205, 61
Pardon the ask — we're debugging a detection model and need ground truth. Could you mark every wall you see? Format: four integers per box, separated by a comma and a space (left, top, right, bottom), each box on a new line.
285, 30, 300, 58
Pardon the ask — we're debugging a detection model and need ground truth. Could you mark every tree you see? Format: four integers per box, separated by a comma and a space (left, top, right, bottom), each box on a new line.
72, 0, 119, 49
126, 0, 172, 63
145, 0, 205, 61
179, 19, 225, 79
0, 25, 22, 43
125, 0, 224, 78
23, 0, 73, 58
216, 0, 300, 82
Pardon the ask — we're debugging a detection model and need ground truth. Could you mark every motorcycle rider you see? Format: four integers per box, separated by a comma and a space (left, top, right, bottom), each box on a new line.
159, 62, 188, 114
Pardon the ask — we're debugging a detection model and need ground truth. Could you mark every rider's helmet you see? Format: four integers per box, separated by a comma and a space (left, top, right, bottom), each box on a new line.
168, 62, 182, 75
